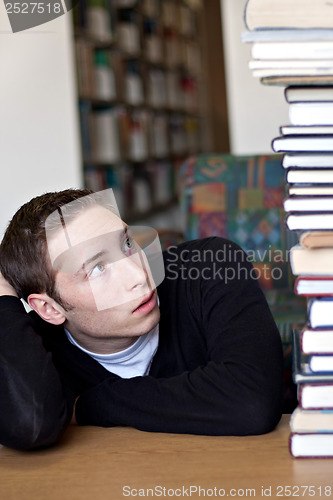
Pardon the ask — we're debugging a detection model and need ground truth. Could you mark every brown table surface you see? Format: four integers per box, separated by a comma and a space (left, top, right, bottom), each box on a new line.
0, 415, 332, 500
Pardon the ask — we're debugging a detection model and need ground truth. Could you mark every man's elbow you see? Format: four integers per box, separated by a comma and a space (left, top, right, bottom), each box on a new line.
239, 394, 283, 436
234, 368, 284, 435
211, 389, 283, 437
0, 406, 70, 451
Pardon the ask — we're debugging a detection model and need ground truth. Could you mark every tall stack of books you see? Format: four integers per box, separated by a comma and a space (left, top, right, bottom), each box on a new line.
243, 0, 333, 458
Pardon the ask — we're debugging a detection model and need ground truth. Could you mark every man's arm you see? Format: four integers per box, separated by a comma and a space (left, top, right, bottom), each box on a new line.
0, 273, 73, 450
74, 238, 284, 436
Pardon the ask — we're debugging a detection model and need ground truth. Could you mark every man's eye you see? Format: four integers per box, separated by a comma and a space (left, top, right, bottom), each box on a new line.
89, 263, 105, 279
124, 237, 134, 252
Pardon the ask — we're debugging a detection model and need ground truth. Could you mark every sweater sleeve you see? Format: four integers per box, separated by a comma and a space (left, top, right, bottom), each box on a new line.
0, 296, 73, 450
75, 238, 284, 436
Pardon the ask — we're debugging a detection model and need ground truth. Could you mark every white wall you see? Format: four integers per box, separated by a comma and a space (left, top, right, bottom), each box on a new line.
0, 6, 82, 238
220, 0, 289, 155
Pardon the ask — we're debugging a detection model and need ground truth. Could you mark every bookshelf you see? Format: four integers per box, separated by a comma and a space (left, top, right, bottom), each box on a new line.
72, 0, 205, 222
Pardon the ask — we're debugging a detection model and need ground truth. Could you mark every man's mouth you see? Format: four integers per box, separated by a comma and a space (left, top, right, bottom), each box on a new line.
132, 291, 156, 314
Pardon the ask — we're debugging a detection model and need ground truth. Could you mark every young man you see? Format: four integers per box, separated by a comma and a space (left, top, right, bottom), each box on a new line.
0, 189, 283, 451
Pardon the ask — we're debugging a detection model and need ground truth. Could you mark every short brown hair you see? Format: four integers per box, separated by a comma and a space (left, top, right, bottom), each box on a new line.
0, 188, 93, 306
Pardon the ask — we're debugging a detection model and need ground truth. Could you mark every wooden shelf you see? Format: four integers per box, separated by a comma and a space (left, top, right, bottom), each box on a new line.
72, 0, 205, 219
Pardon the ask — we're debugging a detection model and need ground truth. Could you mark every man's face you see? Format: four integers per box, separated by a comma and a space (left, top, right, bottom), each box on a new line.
47, 205, 160, 353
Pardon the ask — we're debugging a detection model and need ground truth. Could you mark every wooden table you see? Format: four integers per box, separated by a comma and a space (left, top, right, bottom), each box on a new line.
0, 415, 332, 500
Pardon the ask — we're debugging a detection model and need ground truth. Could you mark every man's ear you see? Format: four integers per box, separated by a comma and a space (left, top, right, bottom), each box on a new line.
28, 293, 66, 325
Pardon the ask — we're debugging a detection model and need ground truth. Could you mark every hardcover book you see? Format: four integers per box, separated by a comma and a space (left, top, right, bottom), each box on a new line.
244, 0, 333, 30
285, 86, 333, 103
273, 135, 333, 153
242, 29, 333, 44
284, 197, 333, 213
299, 383, 333, 410
299, 230, 333, 248
290, 407, 333, 433
308, 298, 333, 328
292, 330, 333, 384
295, 276, 333, 296
252, 67, 333, 79
286, 213, 333, 231
309, 355, 333, 373
280, 125, 333, 136
283, 153, 333, 168
300, 326, 333, 354
289, 246, 333, 275
289, 186, 333, 196
287, 169, 333, 184
250, 60, 333, 70
290, 433, 333, 458
261, 75, 333, 87
289, 102, 333, 126
252, 42, 333, 61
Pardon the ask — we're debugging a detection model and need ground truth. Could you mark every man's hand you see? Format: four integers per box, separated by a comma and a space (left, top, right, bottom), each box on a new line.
0, 272, 18, 297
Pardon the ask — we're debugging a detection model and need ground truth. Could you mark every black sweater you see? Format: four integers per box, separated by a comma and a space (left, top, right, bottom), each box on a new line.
0, 238, 283, 450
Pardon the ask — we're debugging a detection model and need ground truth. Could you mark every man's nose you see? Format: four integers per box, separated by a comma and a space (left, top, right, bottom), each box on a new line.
116, 252, 147, 291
